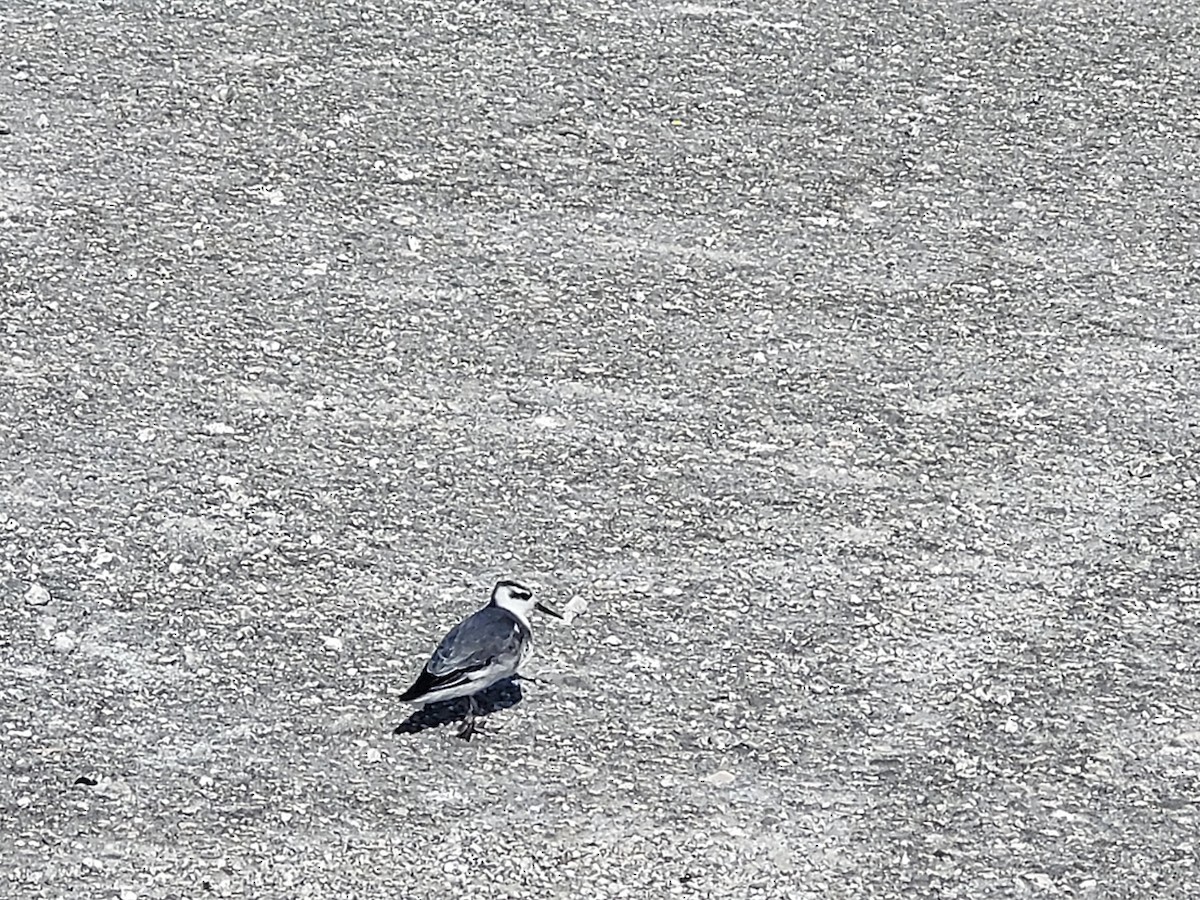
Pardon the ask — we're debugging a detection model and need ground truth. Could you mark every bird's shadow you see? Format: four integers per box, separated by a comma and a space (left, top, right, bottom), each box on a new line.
392, 678, 524, 736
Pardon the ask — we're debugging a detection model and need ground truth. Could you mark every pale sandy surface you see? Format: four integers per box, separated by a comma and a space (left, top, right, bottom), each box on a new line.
2, 1, 1199, 898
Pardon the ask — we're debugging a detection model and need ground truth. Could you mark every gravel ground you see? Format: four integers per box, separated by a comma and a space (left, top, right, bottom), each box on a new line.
2, 1, 1199, 898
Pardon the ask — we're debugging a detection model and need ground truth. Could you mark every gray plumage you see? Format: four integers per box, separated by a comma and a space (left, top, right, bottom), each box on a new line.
402, 605, 531, 704
399, 580, 562, 738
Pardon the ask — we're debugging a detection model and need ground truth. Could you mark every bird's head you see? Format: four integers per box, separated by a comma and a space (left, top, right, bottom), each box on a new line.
490, 579, 563, 619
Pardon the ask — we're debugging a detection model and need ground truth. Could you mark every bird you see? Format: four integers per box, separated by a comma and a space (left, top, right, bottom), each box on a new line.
399, 579, 562, 739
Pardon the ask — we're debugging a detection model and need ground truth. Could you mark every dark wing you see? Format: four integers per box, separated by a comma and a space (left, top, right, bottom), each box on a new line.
398, 608, 525, 700
428, 607, 525, 676
398, 666, 466, 701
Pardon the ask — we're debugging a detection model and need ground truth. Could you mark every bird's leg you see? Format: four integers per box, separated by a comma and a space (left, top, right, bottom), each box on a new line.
456, 696, 479, 741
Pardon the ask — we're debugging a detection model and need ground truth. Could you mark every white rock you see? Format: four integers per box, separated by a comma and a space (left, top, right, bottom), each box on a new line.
52, 632, 76, 653
24, 584, 51, 606
561, 595, 588, 624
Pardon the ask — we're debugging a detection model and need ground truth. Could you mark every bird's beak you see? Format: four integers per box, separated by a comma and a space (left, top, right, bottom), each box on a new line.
535, 600, 565, 619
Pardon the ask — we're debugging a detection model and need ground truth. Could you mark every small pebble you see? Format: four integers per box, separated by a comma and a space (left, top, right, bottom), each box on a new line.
52, 632, 76, 653
562, 595, 589, 624
25, 584, 51, 606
